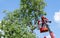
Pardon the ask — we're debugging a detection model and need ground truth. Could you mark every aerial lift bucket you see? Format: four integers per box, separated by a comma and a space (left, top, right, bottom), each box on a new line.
38, 20, 48, 33
40, 27, 48, 33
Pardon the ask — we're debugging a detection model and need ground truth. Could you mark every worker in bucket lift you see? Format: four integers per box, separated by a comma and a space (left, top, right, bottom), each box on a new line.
41, 15, 51, 28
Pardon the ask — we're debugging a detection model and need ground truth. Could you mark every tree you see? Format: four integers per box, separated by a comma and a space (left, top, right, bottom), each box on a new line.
0, 0, 46, 38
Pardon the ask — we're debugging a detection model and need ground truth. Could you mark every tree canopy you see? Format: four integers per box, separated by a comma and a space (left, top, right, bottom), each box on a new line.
0, 0, 46, 38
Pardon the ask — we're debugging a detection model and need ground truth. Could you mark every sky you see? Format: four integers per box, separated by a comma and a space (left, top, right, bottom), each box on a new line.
0, 0, 60, 38
0, 0, 20, 20
44, 0, 60, 38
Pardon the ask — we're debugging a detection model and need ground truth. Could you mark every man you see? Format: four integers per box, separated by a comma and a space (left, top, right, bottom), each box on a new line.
41, 15, 48, 27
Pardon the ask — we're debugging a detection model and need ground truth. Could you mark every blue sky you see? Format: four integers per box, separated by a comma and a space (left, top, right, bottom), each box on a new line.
44, 0, 60, 38
0, 0, 20, 20
0, 0, 60, 38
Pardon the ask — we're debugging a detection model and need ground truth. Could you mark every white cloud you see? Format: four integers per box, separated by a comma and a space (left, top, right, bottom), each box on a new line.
54, 11, 60, 22
46, 35, 51, 38
0, 21, 1, 23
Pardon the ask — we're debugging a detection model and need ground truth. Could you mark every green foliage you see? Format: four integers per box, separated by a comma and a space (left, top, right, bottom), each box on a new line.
0, 0, 46, 38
